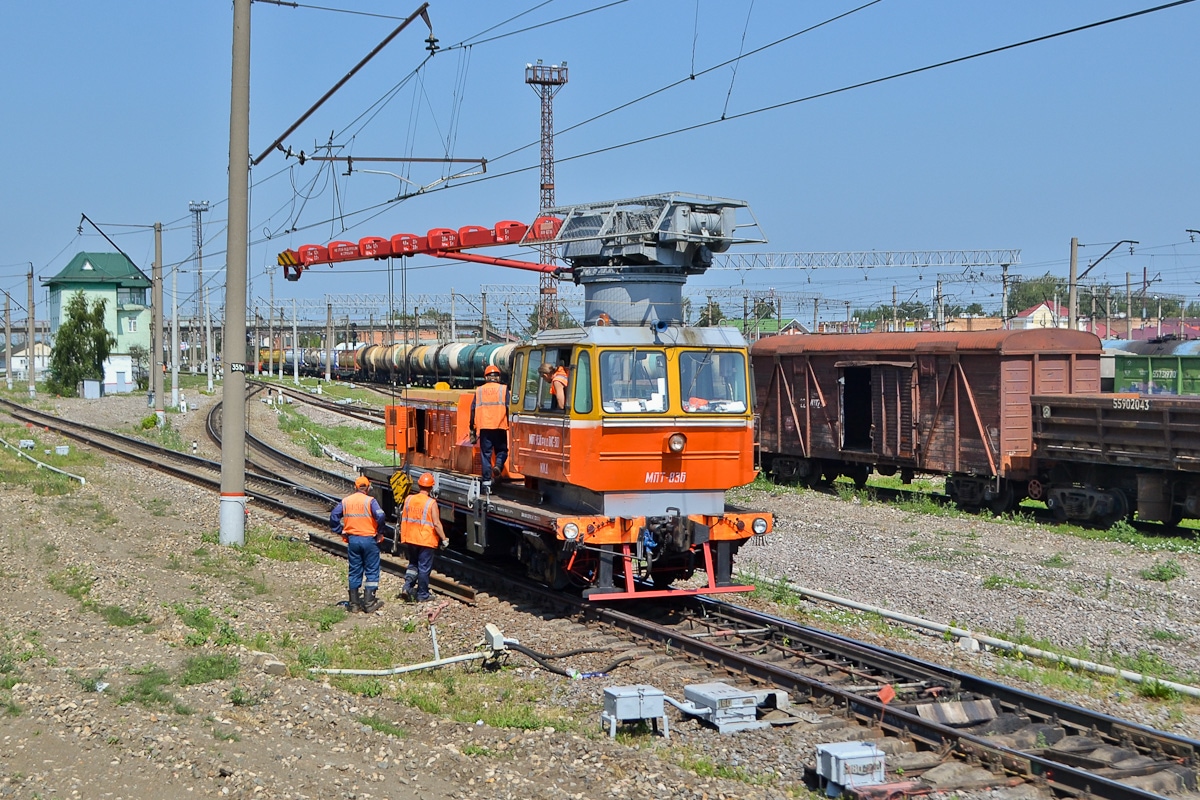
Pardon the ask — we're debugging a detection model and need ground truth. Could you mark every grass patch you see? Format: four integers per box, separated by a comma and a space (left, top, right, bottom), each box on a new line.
1140, 559, 1185, 583
1136, 678, 1181, 701
47, 566, 93, 601
142, 497, 172, 517
982, 574, 1042, 591
276, 405, 391, 464
338, 677, 385, 698
242, 527, 332, 564
178, 653, 240, 686
229, 686, 264, 707
98, 605, 151, 628
173, 604, 218, 638
674, 750, 775, 786
1149, 629, 1187, 643
1041, 552, 1072, 568
119, 664, 191, 714
288, 606, 348, 632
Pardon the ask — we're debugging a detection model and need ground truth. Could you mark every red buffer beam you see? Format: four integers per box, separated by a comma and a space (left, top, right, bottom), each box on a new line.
277, 216, 564, 281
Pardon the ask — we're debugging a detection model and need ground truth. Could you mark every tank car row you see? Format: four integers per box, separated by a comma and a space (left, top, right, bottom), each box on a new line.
257, 341, 519, 388
753, 329, 1200, 527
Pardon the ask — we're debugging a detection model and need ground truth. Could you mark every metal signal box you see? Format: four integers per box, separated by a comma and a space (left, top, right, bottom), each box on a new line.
815, 741, 886, 794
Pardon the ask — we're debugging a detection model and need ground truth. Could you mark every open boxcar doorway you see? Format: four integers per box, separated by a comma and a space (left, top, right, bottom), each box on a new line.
841, 366, 872, 451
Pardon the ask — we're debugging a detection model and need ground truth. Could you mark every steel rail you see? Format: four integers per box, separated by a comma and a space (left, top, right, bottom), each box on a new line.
0, 398, 475, 604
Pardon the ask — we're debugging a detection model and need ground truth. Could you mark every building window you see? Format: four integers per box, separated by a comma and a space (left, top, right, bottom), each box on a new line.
128, 319, 137, 333
117, 287, 147, 306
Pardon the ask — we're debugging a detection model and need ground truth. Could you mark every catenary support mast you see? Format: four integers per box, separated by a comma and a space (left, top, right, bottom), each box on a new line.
219, 0, 250, 548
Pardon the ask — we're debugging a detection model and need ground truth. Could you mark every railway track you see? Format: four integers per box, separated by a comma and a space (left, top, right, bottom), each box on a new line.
11, 394, 1195, 797
0, 396, 475, 604
248, 379, 385, 426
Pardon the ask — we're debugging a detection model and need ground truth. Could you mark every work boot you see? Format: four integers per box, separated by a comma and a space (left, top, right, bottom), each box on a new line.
361, 588, 383, 613
348, 588, 364, 613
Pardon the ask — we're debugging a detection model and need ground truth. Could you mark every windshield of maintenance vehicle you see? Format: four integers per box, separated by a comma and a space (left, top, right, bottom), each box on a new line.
679, 350, 748, 413
599, 349, 668, 413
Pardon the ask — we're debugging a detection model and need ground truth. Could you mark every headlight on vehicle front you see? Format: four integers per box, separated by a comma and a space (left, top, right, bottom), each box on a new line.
562, 522, 580, 541
752, 517, 768, 535
667, 433, 687, 453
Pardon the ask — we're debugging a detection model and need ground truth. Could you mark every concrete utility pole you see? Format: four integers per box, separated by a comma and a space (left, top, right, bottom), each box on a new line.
324, 302, 333, 382
1067, 237, 1079, 330
253, 309, 260, 376
4, 292, 12, 391
1127, 273, 1133, 339
189, 200, 210, 373
171, 264, 180, 409
278, 305, 285, 379
205, 286, 214, 393
153, 223, 165, 426
935, 280, 944, 331
27, 265, 35, 398
266, 265, 275, 377
892, 286, 898, 333
1001, 264, 1010, 330
219, 0, 250, 548
292, 298, 299, 386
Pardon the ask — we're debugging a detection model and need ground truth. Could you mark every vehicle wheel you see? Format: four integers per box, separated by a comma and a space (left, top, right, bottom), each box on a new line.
849, 464, 870, 489
986, 482, 1015, 515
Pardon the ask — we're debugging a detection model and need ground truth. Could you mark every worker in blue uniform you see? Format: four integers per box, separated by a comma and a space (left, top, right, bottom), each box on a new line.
330, 475, 387, 613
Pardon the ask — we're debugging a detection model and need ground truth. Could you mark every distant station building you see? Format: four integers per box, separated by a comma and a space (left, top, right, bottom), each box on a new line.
46, 252, 151, 394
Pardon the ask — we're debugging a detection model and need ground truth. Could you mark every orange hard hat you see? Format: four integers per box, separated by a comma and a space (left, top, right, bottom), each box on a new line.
354, 475, 371, 489
417, 473, 435, 489
484, 365, 501, 377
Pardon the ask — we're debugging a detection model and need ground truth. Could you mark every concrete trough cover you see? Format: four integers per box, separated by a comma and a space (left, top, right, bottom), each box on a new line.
913, 699, 997, 726
1123, 766, 1196, 795
1049, 734, 1103, 754
920, 761, 1000, 791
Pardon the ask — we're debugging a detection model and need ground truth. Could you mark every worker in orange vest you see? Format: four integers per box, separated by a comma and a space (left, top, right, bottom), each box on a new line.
539, 362, 568, 409
400, 472, 448, 602
330, 475, 387, 613
469, 364, 510, 489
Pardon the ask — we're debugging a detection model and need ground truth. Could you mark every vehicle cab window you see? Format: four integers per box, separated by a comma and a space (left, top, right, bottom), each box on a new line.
524, 349, 572, 412
679, 350, 748, 413
599, 349, 668, 413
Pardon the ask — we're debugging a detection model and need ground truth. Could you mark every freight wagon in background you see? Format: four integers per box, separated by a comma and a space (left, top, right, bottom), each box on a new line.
752, 330, 1103, 515
1105, 337, 1200, 395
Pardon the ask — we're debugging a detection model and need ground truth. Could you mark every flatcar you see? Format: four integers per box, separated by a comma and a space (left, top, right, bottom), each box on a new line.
279, 192, 773, 599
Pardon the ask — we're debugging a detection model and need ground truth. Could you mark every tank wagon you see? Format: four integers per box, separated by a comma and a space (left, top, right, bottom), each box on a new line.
753, 330, 1103, 515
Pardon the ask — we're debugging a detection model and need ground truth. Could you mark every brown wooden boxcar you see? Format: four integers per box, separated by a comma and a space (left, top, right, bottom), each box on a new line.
752, 330, 1102, 513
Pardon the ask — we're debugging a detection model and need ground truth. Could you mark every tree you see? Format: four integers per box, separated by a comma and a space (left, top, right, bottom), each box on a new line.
1007, 273, 1066, 315
751, 298, 777, 320
963, 302, 985, 317
128, 344, 149, 390
47, 291, 115, 396
697, 300, 725, 327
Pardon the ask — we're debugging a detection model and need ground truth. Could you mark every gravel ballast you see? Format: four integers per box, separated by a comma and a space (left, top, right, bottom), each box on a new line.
1, 386, 1197, 800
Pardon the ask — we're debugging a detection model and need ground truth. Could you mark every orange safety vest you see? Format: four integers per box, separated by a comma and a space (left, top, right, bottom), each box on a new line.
341, 492, 378, 537
474, 382, 509, 430
400, 492, 440, 548
552, 367, 568, 404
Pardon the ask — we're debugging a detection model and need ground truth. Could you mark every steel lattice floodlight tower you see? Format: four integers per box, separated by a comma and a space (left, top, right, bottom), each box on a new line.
525, 60, 567, 332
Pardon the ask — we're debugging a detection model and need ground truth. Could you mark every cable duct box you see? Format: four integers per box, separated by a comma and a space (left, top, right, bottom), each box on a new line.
815, 741, 886, 795
683, 682, 767, 733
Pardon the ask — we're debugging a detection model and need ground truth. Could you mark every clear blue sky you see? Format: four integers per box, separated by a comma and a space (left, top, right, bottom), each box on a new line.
1, 0, 1197, 326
